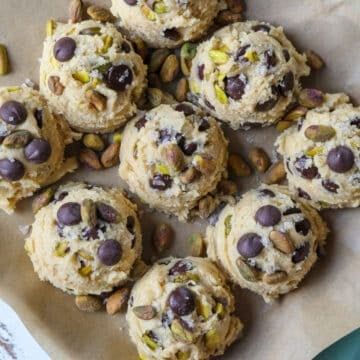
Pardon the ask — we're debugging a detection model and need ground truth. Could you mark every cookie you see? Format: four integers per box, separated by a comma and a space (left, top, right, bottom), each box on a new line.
276, 93, 360, 209
39, 20, 147, 133
119, 102, 228, 220
110, 0, 219, 48
189, 21, 310, 129
0, 86, 75, 214
126, 257, 243, 360
25, 182, 142, 295
206, 185, 328, 302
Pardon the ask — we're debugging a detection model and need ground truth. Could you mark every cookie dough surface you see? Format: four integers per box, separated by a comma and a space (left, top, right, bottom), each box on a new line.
189, 21, 310, 129
276, 93, 360, 209
25, 182, 142, 295
40, 20, 147, 133
126, 257, 243, 360
111, 0, 219, 48
206, 185, 328, 302
119, 103, 228, 220
0, 86, 75, 214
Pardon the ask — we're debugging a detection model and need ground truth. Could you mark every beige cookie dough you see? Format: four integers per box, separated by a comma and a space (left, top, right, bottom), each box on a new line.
0, 86, 76, 214
189, 21, 310, 129
206, 185, 328, 302
40, 20, 147, 133
126, 257, 243, 360
25, 182, 142, 295
111, 0, 219, 49
119, 103, 228, 220
276, 93, 360, 209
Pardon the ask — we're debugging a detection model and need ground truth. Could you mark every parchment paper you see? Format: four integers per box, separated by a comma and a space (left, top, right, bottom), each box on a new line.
0, 1, 359, 359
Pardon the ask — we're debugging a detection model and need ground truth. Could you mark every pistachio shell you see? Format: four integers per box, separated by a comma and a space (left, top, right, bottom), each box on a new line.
304, 125, 336, 142
133, 305, 157, 320
209, 50, 229, 65
236, 258, 258, 282
224, 215, 232, 238
72, 70, 90, 83
171, 319, 195, 344
214, 84, 228, 104
54, 241, 70, 257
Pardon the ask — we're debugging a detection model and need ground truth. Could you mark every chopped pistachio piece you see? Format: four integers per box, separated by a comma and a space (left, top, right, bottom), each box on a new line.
209, 50, 229, 65
236, 258, 257, 282
305, 146, 323, 157
154, 1, 167, 14
196, 300, 212, 320
171, 319, 195, 344
244, 50, 259, 63
205, 329, 221, 350
224, 215, 232, 238
54, 241, 69, 257
141, 5, 156, 21
155, 163, 170, 176
214, 84, 228, 104
100, 35, 113, 54
78, 264, 93, 277
72, 70, 90, 83
142, 332, 159, 351
46, 19, 56, 36
215, 302, 225, 318
173, 273, 200, 283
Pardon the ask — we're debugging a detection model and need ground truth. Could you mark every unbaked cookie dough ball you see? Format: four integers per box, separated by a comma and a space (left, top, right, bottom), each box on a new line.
40, 20, 147, 133
276, 93, 360, 209
110, 0, 219, 49
126, 257, 243, 360
206, 185, 328, 302
119, 103, 228, 220
25, 182, 142, 295
0, 86, 75, 214
189, 21, 310, 129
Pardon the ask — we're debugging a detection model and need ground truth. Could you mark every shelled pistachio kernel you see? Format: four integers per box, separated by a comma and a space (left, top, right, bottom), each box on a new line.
46, 19, 56, 36
214, 84, 228, 104
263, 160, 286, 184
106, 288, 130, 315
87, 5, 114, 22
228, 153, 251, 177
180, 43, 197, 76
188, 233, 205, 257
160, 54, 179, 83
101, 142, 120, 168
141, 4, 156, 21
0, 44, 10, 76
152, 223, 173, 253
209, 50, 229, 65
32, 187, 56, 214
75, 295, 103, 312
149, 48, 171, 73
83, 133, 105, 151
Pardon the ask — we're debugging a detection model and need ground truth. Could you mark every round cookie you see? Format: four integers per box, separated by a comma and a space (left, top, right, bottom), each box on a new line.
276, 93, 360, 209
110, 0, 219, 49
189, 21, 310, 129
126, 257, 243, 360
206, 185, 328, 302
0, 86, 75, 214
119, 102, 228, 220
25, 182, 142, 295
39, 20, 147, 133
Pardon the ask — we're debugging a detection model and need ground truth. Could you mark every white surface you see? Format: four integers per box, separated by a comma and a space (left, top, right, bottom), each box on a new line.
0, 299, 49, 360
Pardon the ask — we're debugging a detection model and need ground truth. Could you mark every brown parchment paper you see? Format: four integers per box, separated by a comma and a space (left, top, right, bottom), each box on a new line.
0, 0, 359, 359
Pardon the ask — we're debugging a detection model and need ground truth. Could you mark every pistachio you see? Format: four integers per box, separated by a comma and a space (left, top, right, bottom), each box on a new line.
86, 90, 107, 112
263, 160, 286, 184
224, 215, 232, 238
130, 260, 150, 280
0, 44, 10, 76
248, 147, 271, 173
180, 43, 197, 76
46, 19, 56, 36
216, 10, 243, 25
83, 133, 105, 152
148, 73, 162, 88
209, 50, 229, 65
162, 91, 176, 105
218, 180, 238, 195
101, 142, 120, 168
214, 84, 228, 104
205, 329, 221, 350
79, 148, 102, 170
196, 301, 212, 320
3, 130, 32, 149
132, 36, 148, 60
244, 50, 259, 63
106, 288, 130, 315
263, 271, 288, 285
173, 273, 200, 283
148, 87, 163, 107
193, 155, 216, 175
149, 48, 171, 73
142, 332, 159, 351
189, 80, 200, 94
283, 105, 308, 122
215, 302, 225, 319
32, 187, 55, 214
299, 88, 324, 108
176, 351, 191, 360
133, 305, 157, 320
188, 233, 205, 257
228, 153, 251, 177
77, 250, 94, 261
79, 27, 101, 36
226, 0, 245, 13
48, 76, 65, 95
69, 0, 83, 24
87, 5, 114, 22
175, 78, 188, 102
154, 1, 167, 14
276, 120, 293, 132
112, 132, 122, 144
171, 319, 195, 344
81, 199, 97, 227
152, 223, 174, 253
54, 241, 69, 257
155, 163, 170, 175
198, 196, 216, 219
304, 125, 336, 142
75, 295, 102, 312
161, 144, 184, 172
305, 50, 325, 70
269, 231, 294, 254
236, 258, 258, 282
100, 35, 113, 53
78, 264, 93, 277
141, 4, 156, 21
160, 54, 179, 83
180, 167, 199, 184
72, 70, 90, 83
305, 146, 323, 157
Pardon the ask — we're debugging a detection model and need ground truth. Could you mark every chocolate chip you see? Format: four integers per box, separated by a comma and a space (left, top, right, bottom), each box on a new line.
175, 103, 195, 116
255, 205, 281, 226
126, 216, 135, 234
237, 233, 264, 258
168, 287, 195, 316
252, 24, 270, 32
0, 101, 27, 125
82, 226, 99, 240
235, 45, 250, 61
278, 72, 294, 96
255, 90, 279, 112
135, 116, 147, 130
149, 174, 173, 190
204, 99, 215, 110
292, 242, 310, 263
322, 179, 339, 193
176, 134, 197, 156
197, 64, 205, 80
283, 207, 302, 216
295, 218, 311, 236
24, 139, 52, 164
34, 109, 43, 128
264, 50, 277, 68
225, 74, 247, 100
326, 146, 354, 173
97, 239, 122, 266
198, 118, 210, 132
53, 37, 76, 62
294, 155, 319, 179
283, 49, 290, 62
105, 64, 133, 91
0, 158, 25, 181
123, 0, 137, 4
169, 260, 193, 276
164, 28, 181, 41
350, 117, 360, 128
258, 189, 276, 197
158, 129, 172, 143
97, 202, 119, 223
57, 202, 81, 226
121, 42, 131, 53
298, 188, 311, 200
